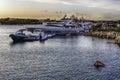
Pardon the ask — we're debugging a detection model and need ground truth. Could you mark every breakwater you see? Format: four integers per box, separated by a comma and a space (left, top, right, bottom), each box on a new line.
87, 31, 120, 44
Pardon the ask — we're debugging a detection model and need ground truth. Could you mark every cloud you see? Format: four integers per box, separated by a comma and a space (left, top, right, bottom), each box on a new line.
1, 0, 119, 20
21, 0, 120, 20
29, 0, 120, 11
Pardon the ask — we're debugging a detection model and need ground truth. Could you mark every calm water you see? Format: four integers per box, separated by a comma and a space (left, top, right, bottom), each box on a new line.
0, 25, 120, 80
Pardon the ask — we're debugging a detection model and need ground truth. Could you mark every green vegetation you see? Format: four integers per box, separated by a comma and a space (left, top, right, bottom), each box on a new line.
91, 20, 120, 32
0, 18, 54, 25
96, 27, 120, 32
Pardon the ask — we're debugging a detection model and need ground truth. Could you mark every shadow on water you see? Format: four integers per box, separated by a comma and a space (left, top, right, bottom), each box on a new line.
94, 67, 104, 72
116, 43, 120, 48
39, 40, 46, 44
10, 40, 46, 47
9, 41, 26, 47
55, 35, 79, 39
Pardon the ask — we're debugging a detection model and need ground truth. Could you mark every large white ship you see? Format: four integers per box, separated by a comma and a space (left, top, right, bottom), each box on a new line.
26, 15, 93, 34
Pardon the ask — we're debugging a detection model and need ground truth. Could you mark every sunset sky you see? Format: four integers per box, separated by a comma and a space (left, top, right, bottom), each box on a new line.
0, 0, 120, 20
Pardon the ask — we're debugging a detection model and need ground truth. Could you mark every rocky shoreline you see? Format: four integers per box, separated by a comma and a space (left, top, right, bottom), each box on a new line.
87, 31, 120, 44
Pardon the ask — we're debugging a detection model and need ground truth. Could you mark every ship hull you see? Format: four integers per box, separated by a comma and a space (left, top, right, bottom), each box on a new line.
9, 34, 39, 42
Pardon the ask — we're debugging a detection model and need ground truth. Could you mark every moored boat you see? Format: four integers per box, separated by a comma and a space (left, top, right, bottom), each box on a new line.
9, 29, 40, 42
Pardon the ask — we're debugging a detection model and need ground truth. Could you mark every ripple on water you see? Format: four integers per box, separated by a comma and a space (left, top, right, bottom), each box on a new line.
0, 25, 120, 80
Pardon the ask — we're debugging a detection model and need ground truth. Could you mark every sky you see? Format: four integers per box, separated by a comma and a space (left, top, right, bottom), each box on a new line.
0, 0, 120, 20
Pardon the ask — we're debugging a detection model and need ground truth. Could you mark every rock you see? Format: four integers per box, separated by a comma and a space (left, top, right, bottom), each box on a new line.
92, 38, 94, 41
115, 36, 120, 44
94, 61, 105, 68
88, 31, 120, 44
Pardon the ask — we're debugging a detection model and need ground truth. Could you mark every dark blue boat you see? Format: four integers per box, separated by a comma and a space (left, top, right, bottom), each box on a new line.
9, 29, 40, 42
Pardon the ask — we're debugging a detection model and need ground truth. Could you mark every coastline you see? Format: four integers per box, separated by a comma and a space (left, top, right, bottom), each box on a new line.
87, 31, 120, 44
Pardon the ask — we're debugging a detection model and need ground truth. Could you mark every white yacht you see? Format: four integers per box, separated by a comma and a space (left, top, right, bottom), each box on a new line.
42, 15, 93, 32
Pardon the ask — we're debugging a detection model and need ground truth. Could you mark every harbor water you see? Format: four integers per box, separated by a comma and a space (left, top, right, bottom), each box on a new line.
0, 25, 120, 80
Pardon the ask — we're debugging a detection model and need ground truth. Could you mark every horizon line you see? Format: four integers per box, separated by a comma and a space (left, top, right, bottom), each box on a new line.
0, 17, 120, 21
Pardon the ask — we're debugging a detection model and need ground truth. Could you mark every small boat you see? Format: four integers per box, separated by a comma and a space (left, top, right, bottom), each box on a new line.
9, 29, 40, 42
39, 31, 48, 41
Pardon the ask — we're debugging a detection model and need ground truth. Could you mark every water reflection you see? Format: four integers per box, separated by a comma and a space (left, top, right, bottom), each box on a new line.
9, 41, 26, 47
